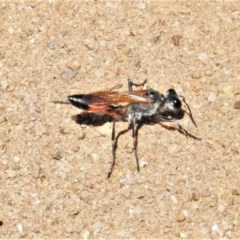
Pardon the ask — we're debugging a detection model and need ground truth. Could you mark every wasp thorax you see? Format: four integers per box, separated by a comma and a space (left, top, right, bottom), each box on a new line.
144, 89, 161, 102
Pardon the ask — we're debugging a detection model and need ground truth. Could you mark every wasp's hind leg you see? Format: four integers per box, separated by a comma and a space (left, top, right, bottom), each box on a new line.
108, 120, 116, 178
132, 121, 142, 172
107, 123, 132, 178
128, 79, 147, 91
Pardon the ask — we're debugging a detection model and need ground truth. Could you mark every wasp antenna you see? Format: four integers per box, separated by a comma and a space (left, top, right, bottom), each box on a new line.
181, 97, 197, 127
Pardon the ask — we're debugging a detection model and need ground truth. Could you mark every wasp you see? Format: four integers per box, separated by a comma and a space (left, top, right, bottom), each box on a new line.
62, 80, 200, 178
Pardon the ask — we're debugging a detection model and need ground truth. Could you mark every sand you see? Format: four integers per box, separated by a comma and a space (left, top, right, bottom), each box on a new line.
0, 1, 239, 238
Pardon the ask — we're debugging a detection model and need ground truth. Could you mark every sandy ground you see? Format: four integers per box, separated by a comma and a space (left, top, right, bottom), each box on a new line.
0, 1, 240, 238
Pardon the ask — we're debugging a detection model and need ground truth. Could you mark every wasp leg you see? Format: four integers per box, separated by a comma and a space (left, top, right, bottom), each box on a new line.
176, 123, 201, 140
111, 119, 116, 141
159, 122, 201, 141
128, 79, 148, 91
107, 123, 132, 178
132, 121, 142, 172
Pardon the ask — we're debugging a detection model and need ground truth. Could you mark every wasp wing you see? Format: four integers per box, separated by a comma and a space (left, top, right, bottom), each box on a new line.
68, 90, 151, 112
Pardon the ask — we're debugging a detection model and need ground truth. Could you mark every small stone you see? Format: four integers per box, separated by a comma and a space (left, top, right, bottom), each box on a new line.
98, 122, 112, 136
179, 231, 188, 238
81, 230, 90, 240
217, 204, 226, 213
129, 206, 142, 215
94, 68, 104, 78
139, 159, 148, 168
137, 1, 147, 9
29, 38, 35, 44
92, 221, 104, 234
69, 208, 80, 216
91, 153, 99, 162
31, 163, 40, 178
16, 223, 23, 233
0, 116, 6, 124
214, 47, 228, 56
78, 132, 86, 140
191, 71, 203, 79
209, 197, 217, 207
227, 196, 234, 206
0, 79, 9, 90
13, 156, 20, 163
172, 35, 181, 46
208, 92, 217, 103
152, 35, 162, 44
191, 192, 200, 201
176, 212, 185, 222
211, 224, 219, 232
175, 188, 183, 194
60, 69, 78, 80
60, 126, 72, 135
165, 220, 172, 228
232, 188, 240, 195
7, 114, 21, 125
201, 188, 211, 197
12, 164, 20, 171
0, 162, 8, 170
221, 83, 233, 96
233, 101, 240, 109
0, 133, 10, 142
6, 169, 17, 178
52, 148, 63, 160
8, 26, 14, 34
46, 40, 56, 50
198, 52, 209, 62
67, 59, 81, 70
57, 39, 67, 48
170, 195, 178, 204
83, 38, 98, 50
29, 113, 37, 121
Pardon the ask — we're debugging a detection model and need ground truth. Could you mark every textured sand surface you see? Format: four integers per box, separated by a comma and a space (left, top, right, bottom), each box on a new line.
0, 1, 240, 238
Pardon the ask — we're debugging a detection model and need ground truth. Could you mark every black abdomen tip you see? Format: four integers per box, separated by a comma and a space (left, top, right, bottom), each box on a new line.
68, 94, 90, 110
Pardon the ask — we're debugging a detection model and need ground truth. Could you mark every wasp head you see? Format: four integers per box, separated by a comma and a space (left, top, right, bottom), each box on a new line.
165, 89, 182, 110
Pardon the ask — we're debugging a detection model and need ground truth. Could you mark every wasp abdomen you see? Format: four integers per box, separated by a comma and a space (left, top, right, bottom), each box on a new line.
68, 94, 91, 110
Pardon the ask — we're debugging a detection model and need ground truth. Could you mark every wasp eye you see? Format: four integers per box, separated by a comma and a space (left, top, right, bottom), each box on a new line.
172, 97, 182, 109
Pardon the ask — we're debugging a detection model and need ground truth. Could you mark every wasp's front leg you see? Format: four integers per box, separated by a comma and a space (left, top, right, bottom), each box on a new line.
159, 122, 201, 141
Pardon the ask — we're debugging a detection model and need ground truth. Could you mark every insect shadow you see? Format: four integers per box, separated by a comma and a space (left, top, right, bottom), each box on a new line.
72, 113, 114, 126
